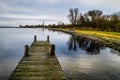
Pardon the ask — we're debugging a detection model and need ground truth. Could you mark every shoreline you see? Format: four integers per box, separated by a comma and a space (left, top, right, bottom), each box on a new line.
1, 27, 120, 52
48, 28, 120, 52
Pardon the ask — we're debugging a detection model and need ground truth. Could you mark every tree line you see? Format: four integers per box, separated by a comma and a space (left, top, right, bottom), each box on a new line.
20, 8, 120, 32
68, 8, 120, 32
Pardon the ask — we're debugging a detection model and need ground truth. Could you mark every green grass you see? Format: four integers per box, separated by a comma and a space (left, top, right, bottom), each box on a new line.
60, 28, 120, 40
75, 29, 120, 40
58, 28, 120, 50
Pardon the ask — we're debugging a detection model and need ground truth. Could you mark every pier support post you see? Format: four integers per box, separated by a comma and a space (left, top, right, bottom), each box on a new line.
47, 35, 50, 42
50, 44, 55, 56
24, 45, 29, 56
34, 35, 37, 42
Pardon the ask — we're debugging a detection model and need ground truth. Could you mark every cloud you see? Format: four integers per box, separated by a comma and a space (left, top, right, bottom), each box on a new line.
0, 13, 68, 26
0, 0, 120, 26
76, 0, 120, 11
0, 0, 69, 26
0, 14, 52, 20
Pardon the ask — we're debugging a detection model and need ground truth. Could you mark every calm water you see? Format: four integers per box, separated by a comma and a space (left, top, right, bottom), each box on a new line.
0, 28, 120, 80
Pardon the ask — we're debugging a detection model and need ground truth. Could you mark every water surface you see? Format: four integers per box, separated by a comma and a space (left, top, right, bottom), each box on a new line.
0, 28, 120, 80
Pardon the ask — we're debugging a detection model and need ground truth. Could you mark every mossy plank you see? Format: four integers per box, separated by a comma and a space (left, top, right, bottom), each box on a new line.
9, 41, 66, 80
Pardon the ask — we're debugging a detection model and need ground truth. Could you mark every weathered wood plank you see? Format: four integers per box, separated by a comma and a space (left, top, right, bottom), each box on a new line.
9, 41, 66, 80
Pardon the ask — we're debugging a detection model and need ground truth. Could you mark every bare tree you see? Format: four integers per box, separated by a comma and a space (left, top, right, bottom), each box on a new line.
68, 8, 79, 25
74, 8, 79, 22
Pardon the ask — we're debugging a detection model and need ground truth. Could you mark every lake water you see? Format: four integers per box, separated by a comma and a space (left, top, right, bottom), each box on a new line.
0, 28, 120, 80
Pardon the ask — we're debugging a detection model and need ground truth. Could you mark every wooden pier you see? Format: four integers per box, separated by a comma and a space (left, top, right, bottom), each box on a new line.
9, 35, 66, 80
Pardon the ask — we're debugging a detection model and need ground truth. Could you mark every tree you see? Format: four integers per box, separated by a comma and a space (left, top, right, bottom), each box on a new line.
68, 8, 79, 25
76, 13, 84, 26
110, 12, 120, 31
67, 8, 120, 32
87, 10, 102, 21
84, 13, 90, 26
86, 10, 103, 27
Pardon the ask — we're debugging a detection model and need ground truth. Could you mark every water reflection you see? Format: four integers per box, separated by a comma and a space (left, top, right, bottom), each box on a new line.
0, 28, 120, 80
111, 49, 120, 56
68, 35, 102, 55
60, 46, 120, 80
67, 35, 77, 51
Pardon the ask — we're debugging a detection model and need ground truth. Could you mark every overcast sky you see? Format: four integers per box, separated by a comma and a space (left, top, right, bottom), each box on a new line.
0, 0, 120, 26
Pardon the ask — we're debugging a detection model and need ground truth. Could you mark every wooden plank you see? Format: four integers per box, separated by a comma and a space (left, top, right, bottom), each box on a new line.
9, 41, 66, 80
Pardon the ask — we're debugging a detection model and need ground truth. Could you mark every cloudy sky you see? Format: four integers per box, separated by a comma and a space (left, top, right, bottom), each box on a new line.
0, 0, 120, 26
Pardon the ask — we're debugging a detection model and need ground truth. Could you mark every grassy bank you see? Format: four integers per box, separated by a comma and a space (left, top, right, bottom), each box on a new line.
60, 28, 120, 40
58, 28, 120, 51
75, 29, 120, 40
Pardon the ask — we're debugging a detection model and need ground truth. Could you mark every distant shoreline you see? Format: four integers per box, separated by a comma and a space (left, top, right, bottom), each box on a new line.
0, 27, 20, 28
0, 26, 44, 28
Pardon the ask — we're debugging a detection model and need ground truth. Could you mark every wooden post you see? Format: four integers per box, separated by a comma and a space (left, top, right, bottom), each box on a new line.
50, 44, 55, 56
47, 35, 50, 42
24, 45, 29, 56
34, 35, 37, 42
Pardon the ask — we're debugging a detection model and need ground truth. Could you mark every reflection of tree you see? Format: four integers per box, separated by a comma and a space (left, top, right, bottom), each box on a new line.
85, 41, 100, 54
77, 37, 101, 55
68, 35, 77, 51
111, 49, 120, 56
67, 35, 103, 55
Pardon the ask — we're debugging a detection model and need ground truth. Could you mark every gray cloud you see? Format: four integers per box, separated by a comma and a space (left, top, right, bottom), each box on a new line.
0, 0, 120, 26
